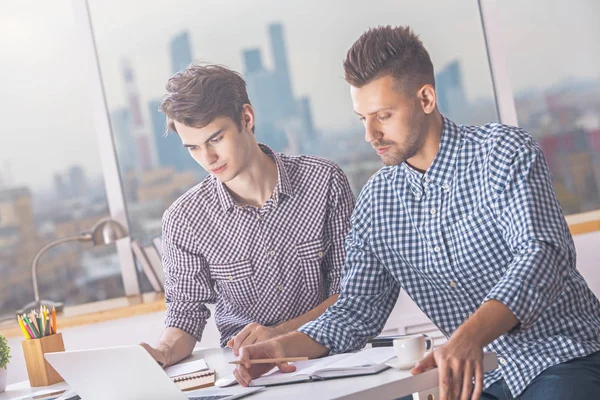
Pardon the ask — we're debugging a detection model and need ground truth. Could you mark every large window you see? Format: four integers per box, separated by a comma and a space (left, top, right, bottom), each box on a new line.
0, 1, 124, 318
499, 0, 600, 215
87, 0, 498, 248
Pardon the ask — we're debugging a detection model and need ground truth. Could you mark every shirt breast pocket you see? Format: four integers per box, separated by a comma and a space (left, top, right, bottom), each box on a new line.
445, 208, 508, 282
210, 259, 257, 310
296, 238, 331, 295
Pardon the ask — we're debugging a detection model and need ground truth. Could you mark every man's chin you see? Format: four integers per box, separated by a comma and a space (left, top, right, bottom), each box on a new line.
380, 154, 404, 167
216, 172, 237, 183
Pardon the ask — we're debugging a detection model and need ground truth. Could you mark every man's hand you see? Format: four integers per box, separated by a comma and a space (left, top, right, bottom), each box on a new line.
410, 336, 484, 400
140, 342, 168, 367
227, 322, 283, 356
233, 339, 296, 387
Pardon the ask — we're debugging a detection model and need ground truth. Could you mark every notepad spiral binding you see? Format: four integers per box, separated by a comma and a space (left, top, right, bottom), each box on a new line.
173, 371, 214, 383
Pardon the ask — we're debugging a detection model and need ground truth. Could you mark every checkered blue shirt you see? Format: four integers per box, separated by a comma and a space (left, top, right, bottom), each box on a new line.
299, 117, 600, 397
162, 144, 354, 347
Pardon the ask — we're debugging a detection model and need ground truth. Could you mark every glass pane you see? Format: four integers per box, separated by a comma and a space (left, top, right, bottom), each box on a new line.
87, 0, 497, 247
0, 1, 125, 318
499, 0, 600, 215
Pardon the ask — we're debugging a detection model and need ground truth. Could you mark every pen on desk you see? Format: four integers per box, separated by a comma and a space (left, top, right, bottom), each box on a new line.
229, 357, 308, 365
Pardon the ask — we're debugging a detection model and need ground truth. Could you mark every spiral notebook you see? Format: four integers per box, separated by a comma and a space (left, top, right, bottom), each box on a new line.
172, 368, 216, 391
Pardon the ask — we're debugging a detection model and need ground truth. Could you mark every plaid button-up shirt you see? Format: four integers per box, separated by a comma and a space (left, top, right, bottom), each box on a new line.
299, 117, 600, 397
162, 144, 355, 347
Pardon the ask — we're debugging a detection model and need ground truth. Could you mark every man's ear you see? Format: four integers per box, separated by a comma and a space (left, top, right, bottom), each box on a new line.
241, 104, 255, 133
417, 84, 437, 115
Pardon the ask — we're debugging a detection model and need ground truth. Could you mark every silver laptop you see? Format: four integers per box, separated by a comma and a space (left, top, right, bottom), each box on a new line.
45, 345, 263, 400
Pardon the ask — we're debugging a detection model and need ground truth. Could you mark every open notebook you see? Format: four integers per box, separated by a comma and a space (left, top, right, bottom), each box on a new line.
250, 347, 395, 387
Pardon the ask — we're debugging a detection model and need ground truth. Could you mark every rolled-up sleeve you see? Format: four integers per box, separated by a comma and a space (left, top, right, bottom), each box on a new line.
299, 183, 400, 353
162, 206, 215, 342
484, 141, 576, 330
322, 166, 356, 297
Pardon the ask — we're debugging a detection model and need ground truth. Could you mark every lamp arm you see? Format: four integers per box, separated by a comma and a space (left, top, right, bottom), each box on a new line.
31, 233, 93, 303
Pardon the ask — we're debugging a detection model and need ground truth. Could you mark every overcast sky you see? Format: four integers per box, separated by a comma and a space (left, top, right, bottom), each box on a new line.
1, 0, 599, 189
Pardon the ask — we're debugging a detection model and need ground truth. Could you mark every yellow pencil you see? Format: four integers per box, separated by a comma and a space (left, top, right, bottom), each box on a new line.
17, 316, 31, 339
44, 306, 52, 335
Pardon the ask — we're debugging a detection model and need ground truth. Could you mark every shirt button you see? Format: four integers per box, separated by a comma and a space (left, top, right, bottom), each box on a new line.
499, 357, 507, 366
228, 276, 233, 281
442, 184, 450, 192
425, 177, 431, 183
430, 208, 437, 215
434, 246, 441, 253
279, 284, 284, 292
269, 249, 275, 257
317, 251, 324, 258
449, 281, 457, 288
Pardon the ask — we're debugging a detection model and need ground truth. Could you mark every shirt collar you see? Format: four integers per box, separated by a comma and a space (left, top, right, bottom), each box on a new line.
216, 143, 294, 212
425, 115, 463, 188
401, 115, 462, 194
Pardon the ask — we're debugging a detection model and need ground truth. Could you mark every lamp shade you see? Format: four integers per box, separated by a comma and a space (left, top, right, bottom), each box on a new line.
90, 218, 127, 246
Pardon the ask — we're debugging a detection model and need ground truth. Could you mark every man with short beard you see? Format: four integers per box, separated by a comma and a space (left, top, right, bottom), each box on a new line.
233, 26, 600, 400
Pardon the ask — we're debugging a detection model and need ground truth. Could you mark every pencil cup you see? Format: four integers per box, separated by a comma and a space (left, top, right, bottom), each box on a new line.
21, 332, 65, 386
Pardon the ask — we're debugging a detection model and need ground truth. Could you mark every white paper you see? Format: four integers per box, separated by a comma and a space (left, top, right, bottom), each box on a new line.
164, 358, 209, 377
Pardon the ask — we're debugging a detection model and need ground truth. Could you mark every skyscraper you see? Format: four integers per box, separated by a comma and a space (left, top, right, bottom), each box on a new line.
298, 96, 316, 140
436, 61, 469, 124
68, 165, 88, 198
241, 23, 320, 152
121, 59, 156, 172
242, 49, 263, 75
242, 47, 288, 151
170, 31, 193, 75
268, 23, 296, 118
109, 108, 137, 175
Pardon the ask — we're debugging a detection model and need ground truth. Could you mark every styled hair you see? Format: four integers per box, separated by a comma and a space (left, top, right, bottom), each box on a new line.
160, 63, 252, 135
343, 25, 435, 93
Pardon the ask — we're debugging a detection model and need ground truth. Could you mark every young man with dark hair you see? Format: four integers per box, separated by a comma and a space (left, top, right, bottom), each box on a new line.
141, 64, 355, 368
233, 26, 600, 400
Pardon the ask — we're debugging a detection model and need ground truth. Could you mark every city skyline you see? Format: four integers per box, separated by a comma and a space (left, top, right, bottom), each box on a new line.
1, 0, 600, 317
2, 0, 600, 189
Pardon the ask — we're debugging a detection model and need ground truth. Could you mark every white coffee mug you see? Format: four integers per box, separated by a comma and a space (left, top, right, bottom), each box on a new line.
392, 334, 434, 369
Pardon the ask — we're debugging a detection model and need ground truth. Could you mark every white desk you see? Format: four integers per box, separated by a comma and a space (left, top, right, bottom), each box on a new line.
0, 348, 498, 400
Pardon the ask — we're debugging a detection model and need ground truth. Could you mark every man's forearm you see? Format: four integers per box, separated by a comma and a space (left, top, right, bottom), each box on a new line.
277, 331, 330, 359
452, 299, 519, 347
156, 327, 198, 366
275, 294, 339, 334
